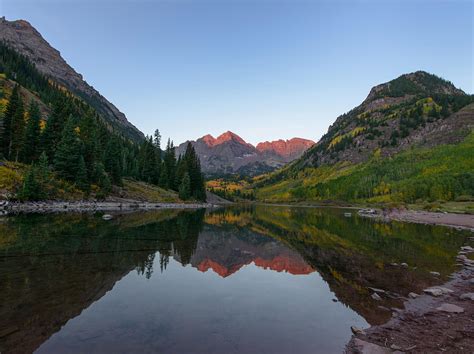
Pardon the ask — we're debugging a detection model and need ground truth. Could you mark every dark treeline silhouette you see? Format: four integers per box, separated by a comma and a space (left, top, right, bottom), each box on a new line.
0, 42, 205, 201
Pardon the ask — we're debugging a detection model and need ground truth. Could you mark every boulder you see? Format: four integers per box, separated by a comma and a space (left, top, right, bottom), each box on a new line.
371, 293, 382, 301
436, 303, 464, 313
351, 326, 366, 336
352, 339, 391, 354
423, 287, 453, 296
459, 293, 474, 301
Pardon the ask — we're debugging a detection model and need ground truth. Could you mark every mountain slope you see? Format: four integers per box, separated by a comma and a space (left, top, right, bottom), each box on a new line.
0, 17, 144, 142
255, 72, 474, 204
176, 131, 314, 176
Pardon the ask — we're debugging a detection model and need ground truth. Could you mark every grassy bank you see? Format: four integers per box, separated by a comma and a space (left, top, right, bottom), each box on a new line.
255, 132, 474, 213
0, 160, 181, 203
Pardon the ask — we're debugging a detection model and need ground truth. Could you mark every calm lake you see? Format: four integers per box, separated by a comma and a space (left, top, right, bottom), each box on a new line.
0, 205, 470, 353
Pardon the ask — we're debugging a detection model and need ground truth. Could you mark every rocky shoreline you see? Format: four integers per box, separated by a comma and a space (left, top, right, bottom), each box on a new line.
0, 200, 215, 215
357, 208, 474, 232
346, 243, 474, 353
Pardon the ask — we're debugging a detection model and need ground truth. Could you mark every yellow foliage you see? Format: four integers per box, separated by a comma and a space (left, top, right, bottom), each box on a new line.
0, 165, 23, 191
328, 135, 343, 148
350, 127, 366, 137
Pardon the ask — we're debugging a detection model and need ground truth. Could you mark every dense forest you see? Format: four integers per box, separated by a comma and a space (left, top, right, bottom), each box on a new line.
0, 42, 206, 201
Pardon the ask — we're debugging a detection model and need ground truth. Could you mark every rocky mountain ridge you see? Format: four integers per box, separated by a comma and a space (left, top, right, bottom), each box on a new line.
0, 17, 144, 141
176, 131, 314, 176
295, 71, 473, 169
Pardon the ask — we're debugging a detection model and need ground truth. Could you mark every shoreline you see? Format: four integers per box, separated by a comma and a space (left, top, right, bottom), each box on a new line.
346, 243, 474, 353
361, 209, 474, 231
0, 200, 215, 215
256, 202, 474, 230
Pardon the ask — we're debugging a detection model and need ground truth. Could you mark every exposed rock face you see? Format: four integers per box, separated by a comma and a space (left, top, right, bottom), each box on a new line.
0, 17, 144, 142
256, 138, 315, 161
176, 131, 314, 176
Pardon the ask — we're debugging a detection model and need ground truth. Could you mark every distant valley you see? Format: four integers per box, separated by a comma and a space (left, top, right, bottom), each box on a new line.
176, 131, 314, 177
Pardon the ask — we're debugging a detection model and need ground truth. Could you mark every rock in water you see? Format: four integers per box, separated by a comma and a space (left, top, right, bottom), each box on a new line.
459, 293, 474, 301
102, 214, 113, 220
371, 293, 382, 301
461, 245, 474, 252
436, 303, 464, 313
423, 287, 453, 296
430, 271, 441, 276
408, 292, 419, 299
351, 326, 366, 335
352, 339, 391, 354
368, 287, 386, 294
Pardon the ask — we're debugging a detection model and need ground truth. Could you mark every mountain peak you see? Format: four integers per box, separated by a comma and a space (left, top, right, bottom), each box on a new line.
201, 134, 216, 146
215, 131, 250, 146
256, 138, 315, 159
0, 17, 144, 142
364, 71, 465, 105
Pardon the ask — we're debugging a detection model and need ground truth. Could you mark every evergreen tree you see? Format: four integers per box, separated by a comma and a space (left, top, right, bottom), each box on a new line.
182, 143, 206, 201
21, 100, 42, 163
94, 162, 112, 199
41, 101, 68, 162
37, 151, 50, 184
153, 129, 161, 149
2, 85, 20, 159
178, 172, 191, 200
76, 155, 89, 192
440, 104, 450, 118
9, 89, 25, 161
162, 139, 176, 190
140, 136, 158, 184
104, 136, 123, 185
18, 166, 41, 201
54, 117, 83, 181
78, 109, 99, 179
159, 163, 169, 189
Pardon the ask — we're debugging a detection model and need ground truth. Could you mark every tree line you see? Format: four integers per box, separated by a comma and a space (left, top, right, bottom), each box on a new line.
0, 41, 205, 201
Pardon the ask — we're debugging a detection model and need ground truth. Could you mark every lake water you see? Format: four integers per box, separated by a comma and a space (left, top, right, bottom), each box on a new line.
0, 205, 469, 353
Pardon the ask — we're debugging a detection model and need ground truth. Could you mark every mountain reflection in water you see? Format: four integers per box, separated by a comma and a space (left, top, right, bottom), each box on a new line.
0, 205, 469, 354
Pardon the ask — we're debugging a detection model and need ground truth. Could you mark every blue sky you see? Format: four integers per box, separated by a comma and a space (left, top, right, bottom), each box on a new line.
3, 0, 473, 145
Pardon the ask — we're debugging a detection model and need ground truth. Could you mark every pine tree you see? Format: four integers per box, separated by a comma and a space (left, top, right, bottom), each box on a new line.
76, 155, 89, 192
37, 151, 50, 185
182, 143, 206, 201
162, 139, 176, 190
2, 85, 20, 159
104, 136, 123, 186
54, 117, 83, 181
41, 100, 68, 162
440, 104, 450, 118
179, 172, 191, 200
21, 100, 42, 163
79, 109, 99, 179
18, 167, 41, 201
140, 136, 158, 184
9, 89, 25, 161
159, 163, 169, 189
153, 129, 161, 149
94, 162, 112, 199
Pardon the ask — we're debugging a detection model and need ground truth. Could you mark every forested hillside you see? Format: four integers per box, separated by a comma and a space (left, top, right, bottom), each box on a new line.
0, 42, 206, 201
254, 72, 474, 207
